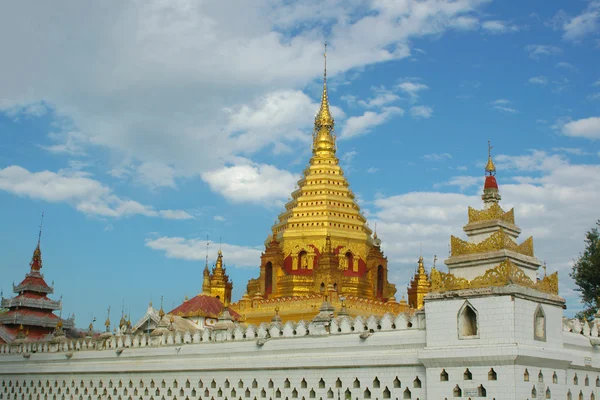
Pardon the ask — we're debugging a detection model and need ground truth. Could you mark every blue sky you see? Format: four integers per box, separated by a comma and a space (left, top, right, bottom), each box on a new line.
0, 0, 599, 327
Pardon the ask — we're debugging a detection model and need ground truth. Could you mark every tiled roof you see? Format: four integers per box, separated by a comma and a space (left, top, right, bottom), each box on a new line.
169, 295, 240, 320
16, 275, 50, 290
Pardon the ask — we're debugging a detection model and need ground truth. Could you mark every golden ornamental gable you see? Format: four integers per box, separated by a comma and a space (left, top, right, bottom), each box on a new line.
430, 260, 558, 295
450, 229, 534, 257
467, 203, 515, 225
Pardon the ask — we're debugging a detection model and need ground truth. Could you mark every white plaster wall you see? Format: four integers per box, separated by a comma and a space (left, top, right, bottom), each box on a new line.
425, 365, 512, 399
425, 294, 516, 348
513, 297, 564, 348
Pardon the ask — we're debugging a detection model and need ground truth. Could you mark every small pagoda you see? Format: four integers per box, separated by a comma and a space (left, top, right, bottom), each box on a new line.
0, 233, 74, 343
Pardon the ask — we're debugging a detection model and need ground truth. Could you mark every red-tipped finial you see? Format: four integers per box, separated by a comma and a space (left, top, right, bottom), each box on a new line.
30, 213, 44, 271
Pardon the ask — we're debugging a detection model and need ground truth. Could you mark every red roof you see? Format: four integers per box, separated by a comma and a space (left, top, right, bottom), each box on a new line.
0, 325, 54, 342
16, 274, 50, 289
484, 175, 498, 189
5, 309, 59, 318
169, 295, 240, 320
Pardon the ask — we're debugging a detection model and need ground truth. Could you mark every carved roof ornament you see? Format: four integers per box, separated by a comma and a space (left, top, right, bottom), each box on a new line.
430, 259, 558, 295
450, 229, 534, 257
468, 203, 515, 225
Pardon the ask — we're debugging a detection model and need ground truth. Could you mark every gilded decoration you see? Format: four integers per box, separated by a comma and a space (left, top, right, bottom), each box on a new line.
450, 229, 534, 257
430, 260, 559, 295
467, 203, 515, 225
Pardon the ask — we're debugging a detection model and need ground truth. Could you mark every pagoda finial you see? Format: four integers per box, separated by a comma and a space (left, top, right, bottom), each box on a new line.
105, 306, 111, 333
205, 235, 210, 268
313, 41, 336, 156
30, 214, 44, 272
159, 295, 165, 319
215, 247, 224, 270
38, 212, 44, 247
485, 140, 496, 176
417, 255, 425, 274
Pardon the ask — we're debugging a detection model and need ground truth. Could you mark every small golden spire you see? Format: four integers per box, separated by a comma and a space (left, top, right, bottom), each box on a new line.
417, 255, 425, 275
105, 306, 111, 332
159, 296, 165, 319
485, 140, 496, 176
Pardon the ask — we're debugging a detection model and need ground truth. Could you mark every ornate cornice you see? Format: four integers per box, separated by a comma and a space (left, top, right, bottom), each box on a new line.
467, 203, 515, 225
430, 260, 558, 295
450, 229, 534, 257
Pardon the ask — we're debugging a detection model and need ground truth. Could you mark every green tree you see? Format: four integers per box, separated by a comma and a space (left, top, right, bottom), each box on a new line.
571, 220, 600, 319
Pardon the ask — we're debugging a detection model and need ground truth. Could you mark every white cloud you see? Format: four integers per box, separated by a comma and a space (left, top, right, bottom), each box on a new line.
0, 0, 487, 186
2, 101, 49, 120
366, 167, 379, 174
556, 61, 577, 71
397, 81, 429, 102
561, 117, 600, 140
491, 99, 517, 114
358, 92, 400, 108
528, 76, 548, 85
342, 151, 358, 163
410, 105, 434, 119
201, 162, 298, 205
439, 175, 481, 190
158, 210, 194, 220
525, 44, 562, 59
594, 80, 600, 86
0, 165, 191, 219
145, 237, 261, 268
423, 153, 452, 162
494, 106, 518, 114
588, 93, 600, 101
552, 147, 592, 156
340, 107, 404, 140
226, 90, 344, 155
481, 20, 520, 34
449, 16, 480, 31
136, 162, 177, 189
213, 215, 226, 222
553, 2, 600, 42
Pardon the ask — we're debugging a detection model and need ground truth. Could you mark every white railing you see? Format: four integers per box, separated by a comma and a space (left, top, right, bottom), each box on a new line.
1, 297, 61, 310
0, 311, 425, 355
0, 313, 74, 329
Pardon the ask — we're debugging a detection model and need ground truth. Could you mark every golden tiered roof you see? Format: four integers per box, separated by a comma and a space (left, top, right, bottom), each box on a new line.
234, 46, 403, 323
272, 45, 373, 253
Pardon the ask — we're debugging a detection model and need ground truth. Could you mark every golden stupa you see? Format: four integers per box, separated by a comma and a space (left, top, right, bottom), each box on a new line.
231, 46, 415, 324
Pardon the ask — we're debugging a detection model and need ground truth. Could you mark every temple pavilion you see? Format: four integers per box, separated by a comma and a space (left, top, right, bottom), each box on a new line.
0, 236, 74, 343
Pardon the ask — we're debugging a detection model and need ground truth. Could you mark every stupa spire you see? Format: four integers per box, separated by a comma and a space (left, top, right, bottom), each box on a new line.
485, 140, 496, 176
313, 41, 336, 157
30, 213, 44, 272
482, 141, 501, 207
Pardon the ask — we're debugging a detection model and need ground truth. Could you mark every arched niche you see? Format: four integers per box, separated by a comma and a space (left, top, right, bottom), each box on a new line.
534, 304, 546, 341
457, 300, 479, 339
